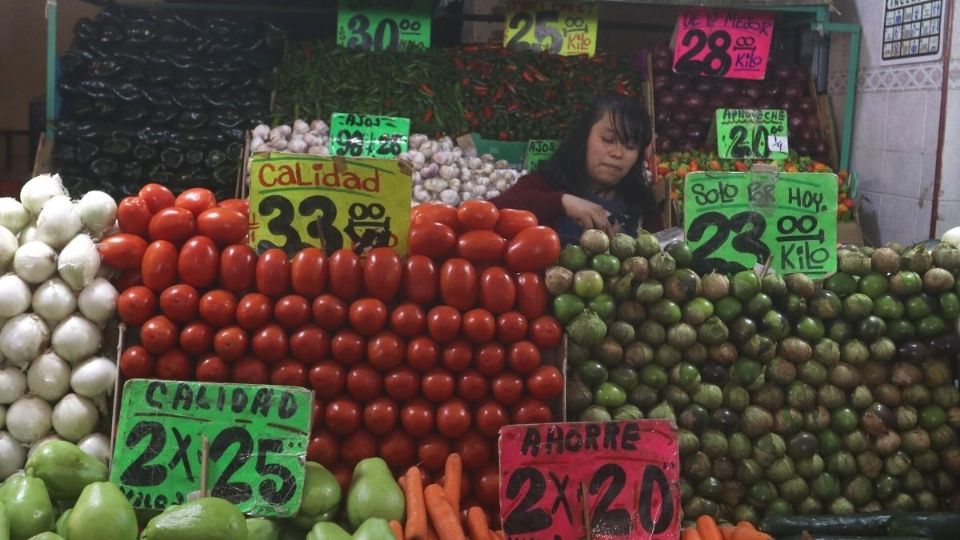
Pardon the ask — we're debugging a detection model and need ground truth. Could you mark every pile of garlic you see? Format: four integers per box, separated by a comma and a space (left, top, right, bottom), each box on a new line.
251, 119, 331, 156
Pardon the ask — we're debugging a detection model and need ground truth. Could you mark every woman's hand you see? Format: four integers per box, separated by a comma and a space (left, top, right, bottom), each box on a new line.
561, 194, 620, 236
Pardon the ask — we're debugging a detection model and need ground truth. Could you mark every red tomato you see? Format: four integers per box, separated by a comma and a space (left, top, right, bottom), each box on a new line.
530, 316, 563, 349
363, 397, 399, 435
527, 365, 564, 401
174, 188, 216, 216
512, 397, 552, 424
475, 400, 510, 438
214, 326, 249, 362
325, 399, 361, 436
139, 183, 175, 213
308, 431, 340, 466
403, 255, 438, 304
427, 306, 461, 343
199, 290, 237, 327
408, 222, 456, 259
115, 269, 143, 291
384, 367, 420, 401
496, 312, 528, 344
117, 286, 158, 326
348, 298, 388, 337
515, 273, 548, 319
341, 430, 377, 466
390, 303, 425, 337
505, 226, 561, 272
495, 208, 538, 239
441, 340, 473, 373
256, 248, 290, 298
457, 230, 506, 265
331, 464, 352, 492
231, 356, 269, 384
462, 309, 496, 344
492, 372, 524, 406
312, 294, 347, 331
331, 330, 365, 366
219, 245, 257, 293
437, 398, 471, 438
411, 203, 460, 231
117, 197, 152, 237
271, 359, 308, 387
251, 324, 287, 363
119, 346, 154, 378
177, 236, 219, 288
401, 399, 435, 438
457, 200, 499, 230
407, 337, 439, 372
473, 465, 501, 507
148, 207, 196, 244
455, 431, 491, 470
274, 295, 310, 330
196, 207, 247, 247
290, 325, 330, 364
363, 247, 402, 301
179, 321, 214, 356
346, 365, 383, 402
312, 400, 323, 430
367, 331, 404, 371
379, 430, 416, 470
141, 240, 178, 292
155, 348, 192, 380
236, 293, 273, 330
98, 234, 148, 270
457, 370, 489, 403
328, 249, 361, 300
195, 354, 230, 382
478, 267, 516, 315
159, 284, 200, 323
508, 341, 541, 374
417, 434, 451, 472
422, 369, 455, 403
474, 343, 506, 377
440, 258, 478, 311
309, 361, 345, 398
290, 248, 327, 298
218, 198, 249, 216
140, 315, 178, 355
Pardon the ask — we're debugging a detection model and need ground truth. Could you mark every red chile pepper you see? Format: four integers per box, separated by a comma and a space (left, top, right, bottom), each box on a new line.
453, 57, 464, 70
418, 83, 434, 97
482, 105, 494, 120
422, 108, 434, 124
498, 131, 510, 141
522, 70, 535, 84
494, 85, 505, 101
507, 102, 521, 113
472, 83, 488, 97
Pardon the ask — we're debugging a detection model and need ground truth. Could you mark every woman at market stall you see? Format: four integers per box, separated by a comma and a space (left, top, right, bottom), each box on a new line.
490, 95, 662, 243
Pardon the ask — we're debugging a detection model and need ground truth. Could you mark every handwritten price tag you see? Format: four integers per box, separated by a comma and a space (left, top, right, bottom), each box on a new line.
248, 153, 412, 256
715, 109, 789, 160
683, 171, 838, 277
673, 8, 775, 79
499, 421, 680, 540
524, 139, 558, 171
336, 0, 431, 51
110, 380, 312, 517
504, 0, 598, 56
329, 113, 410, 159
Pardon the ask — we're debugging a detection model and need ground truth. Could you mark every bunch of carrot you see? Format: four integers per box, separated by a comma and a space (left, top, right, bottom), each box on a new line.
681, 516, 772, 540
392, 453, 504, 540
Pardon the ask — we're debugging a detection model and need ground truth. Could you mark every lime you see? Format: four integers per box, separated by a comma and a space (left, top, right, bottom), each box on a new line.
715, 296, 743, 322
559, 244, 588, 270
591, 254, 622, 277
873, 294, 905, 319
825, 272, 857, 296
552, 293, 586, 324
859, 273, 889, 298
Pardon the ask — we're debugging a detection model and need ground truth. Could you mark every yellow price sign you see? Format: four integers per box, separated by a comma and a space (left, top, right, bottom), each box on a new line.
248, 153, 412, 256
503, 0, 598, 57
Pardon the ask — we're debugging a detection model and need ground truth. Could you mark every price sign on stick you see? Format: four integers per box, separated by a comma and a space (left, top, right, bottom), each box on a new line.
329, 113, 410, 159
673, 8, 775, 79
336, 0, 431, 51
248, 154, 412, 256
498, 420, 680, 540
683, 171, 838, 277
716, 109, 789, 160
524, 139, 559, 171
111, 380, 312, 517
504, 0, 599, 57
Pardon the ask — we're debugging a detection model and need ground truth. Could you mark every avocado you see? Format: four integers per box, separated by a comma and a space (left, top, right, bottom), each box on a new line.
25, 440, 107, 500
65, 482, 137, 540
304, 522, 351, 540
26, 534, 63, 540
245, 518, 281, 540
345, 458, 405, 529
0, 475, 55, 540
352, 518, 395, 540
291, 462, 341, 530
140, 497, 247, 540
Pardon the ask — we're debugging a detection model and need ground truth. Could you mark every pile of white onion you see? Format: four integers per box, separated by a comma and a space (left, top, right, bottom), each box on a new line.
0, 173, 118, 479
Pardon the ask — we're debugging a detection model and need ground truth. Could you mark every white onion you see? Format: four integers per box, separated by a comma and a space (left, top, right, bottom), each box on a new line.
0, 405, 5, 430
0, 198, 29, 234
7, 395, 52, 443
0, 273, 32, 318
77, 191, 117, 237
51, 315, 101, 364
70, 356, 116, 398
27, 352, 71, 401
58, 234, 100, 290
52, 393, 98, 442
32, 278, 77, 325
0, 431, 26, 479
77, 432, 110, 464
20, 173, 68, 215
18, 224, 38, 244
13, 241, 57, 284
0, 226, 18, 272
77, 278, 117, 324
0, 367, 26, 404
0, 314, 50, 367
28, 433, 63, 458
37, 196, 82, 249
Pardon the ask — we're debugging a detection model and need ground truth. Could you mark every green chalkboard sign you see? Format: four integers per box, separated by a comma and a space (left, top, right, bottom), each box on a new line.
683, 171, 837, 277
524, 139, 559, 171
715, 109, 789, 160
329, 112, 411, 158
110, 380, 312, 517
337, 0, 431, 51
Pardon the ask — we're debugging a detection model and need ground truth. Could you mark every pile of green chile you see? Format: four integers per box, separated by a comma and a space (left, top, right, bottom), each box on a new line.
550, 231, 960, 521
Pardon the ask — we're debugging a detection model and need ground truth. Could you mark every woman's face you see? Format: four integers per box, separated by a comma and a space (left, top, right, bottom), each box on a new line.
585, 112, 641, 190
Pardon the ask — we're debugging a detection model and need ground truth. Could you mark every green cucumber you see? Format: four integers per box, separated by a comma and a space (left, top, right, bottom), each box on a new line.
758, 513, 893, 537
887, 512, 960, 540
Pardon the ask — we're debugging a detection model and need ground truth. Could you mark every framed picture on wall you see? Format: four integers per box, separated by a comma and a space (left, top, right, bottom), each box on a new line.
880, 0, 947, 65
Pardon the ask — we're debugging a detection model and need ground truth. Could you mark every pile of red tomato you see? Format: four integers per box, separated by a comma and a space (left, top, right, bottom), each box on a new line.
100, 186, 564, 513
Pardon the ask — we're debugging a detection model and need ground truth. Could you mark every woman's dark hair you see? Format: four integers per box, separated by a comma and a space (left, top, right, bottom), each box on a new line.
539, 95, 657, 229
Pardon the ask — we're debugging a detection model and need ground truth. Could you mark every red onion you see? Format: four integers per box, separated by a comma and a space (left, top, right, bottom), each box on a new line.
789, 114, 805, 131
683, 92, 706, 109
719, 82, 739, 97
742, 85, 761, 100
794, 66, 811, 86
672, 109, 694, 125
757, 98, 777, 109
806, 113, 821, 130
773, 64, 793, 80
697, 109, 715, 125
657, 93, 678, 108
732, 96, 754, 108
695, 80, 715, 94
796, 143, 810, 156
653, 46, 672, 61
679, 139, 699, 151
657, 138, 675, 153
655, 107, 672, 124
664, 123, 684, 140
814, 140, 828, 156
708, 95, 728, 110
654, 74, 671, 91
784, 84, 804, 100
797, 98, 815, 113
779, 98, 795, 111
672, 81, 692, 95
686, 124, 707, 141
653, 56, 672, 73
799, 128, 815, 143
762, 83, 784, 98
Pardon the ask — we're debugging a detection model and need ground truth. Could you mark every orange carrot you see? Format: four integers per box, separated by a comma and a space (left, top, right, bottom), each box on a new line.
491, 531, 504, 540
442, 453, 463, 516
682, 527, 704, 540
399, 475, 407, 490
719, 525, 737, 540
735, 521, 756, 531
731, 529, 771, 540
426, 526, 439, 540
466, 506, 491, 540
404, 466, 428, 540
390, 520, 405, 540
696, 515, 723, 540
424, 483, 466, 540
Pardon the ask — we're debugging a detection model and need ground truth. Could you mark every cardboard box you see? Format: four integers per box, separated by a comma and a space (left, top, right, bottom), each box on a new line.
838, 219, 865, 246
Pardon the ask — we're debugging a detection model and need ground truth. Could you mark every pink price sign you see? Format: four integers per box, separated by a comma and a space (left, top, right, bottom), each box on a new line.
498, 420, 680, 540
672, 8, 775, 80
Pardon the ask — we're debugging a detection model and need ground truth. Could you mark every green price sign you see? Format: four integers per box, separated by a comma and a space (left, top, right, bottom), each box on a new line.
111, 380, 312, 517
524, 139, 558, 171
337, 0, 431, 51
504, 0, 599, 56
683, 171, 837, 277
329, 113, 411, 159
715, 109, 789, 160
